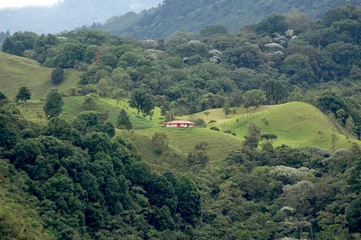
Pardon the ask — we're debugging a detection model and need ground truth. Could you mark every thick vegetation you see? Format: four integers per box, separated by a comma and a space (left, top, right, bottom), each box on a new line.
90, 0, 361, 39
2, 5, 361, 239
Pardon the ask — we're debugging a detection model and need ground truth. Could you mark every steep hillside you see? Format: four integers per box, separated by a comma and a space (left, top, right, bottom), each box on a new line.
0, 52, 80, 100
0, 0, 162, 34
96, 0, 361, 39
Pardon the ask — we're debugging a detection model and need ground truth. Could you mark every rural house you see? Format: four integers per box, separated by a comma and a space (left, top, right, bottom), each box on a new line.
162, 120, 195, 128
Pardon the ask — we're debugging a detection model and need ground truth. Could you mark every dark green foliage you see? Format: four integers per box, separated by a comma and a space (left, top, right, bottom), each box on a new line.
244, 123, 261, 149
200, 25, 228, 38
51, 67, 64, 84
256, 13, 289, 34
210, 126, 220, 131
346, 197, 361, 232
152, 132, 169, 154
0, 91, 8, 106
92, 0, 356, 39
243, 89, 266, 109
174, 175, 201, 223
83, 93, 98, 110
43, 89, 63, 119
261, 80, 288, 104
102, 122, 115, 138
15, 86, 31, 102
261, 133, 278, 140
129, 88, 154, 117
117, 109, 133, 130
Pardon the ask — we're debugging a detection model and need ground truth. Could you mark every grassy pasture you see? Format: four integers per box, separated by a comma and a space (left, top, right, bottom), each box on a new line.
0, 52, 80, 100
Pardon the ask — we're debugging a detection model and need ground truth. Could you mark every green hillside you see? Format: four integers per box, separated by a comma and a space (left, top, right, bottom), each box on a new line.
191, 102, 357, 150
116, 102, 359, 170
18, 98, 358, 161
94, 0, 359, 39
0, 52, 80, 100
18, 97, 159, 129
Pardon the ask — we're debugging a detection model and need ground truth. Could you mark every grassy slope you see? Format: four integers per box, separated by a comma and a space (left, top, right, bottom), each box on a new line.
16, 94, 359, 167
193, 102, 356, 149
0, 52, 80, 100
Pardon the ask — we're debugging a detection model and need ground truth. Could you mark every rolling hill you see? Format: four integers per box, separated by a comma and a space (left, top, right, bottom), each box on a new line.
0, 52, 80, 100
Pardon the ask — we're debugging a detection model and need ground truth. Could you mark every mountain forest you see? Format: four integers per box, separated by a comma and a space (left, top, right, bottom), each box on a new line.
2, 3, 361, 240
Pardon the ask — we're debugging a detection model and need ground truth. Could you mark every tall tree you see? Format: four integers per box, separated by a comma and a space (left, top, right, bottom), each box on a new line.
129, 88, 154, 117
51, 67, 64, 84
243, 89, 266, 110
43, 89, 64, 119
223, 99, 232, 118
117, 109, 133, 130
261, 80, 288, 104
15, 87, 31, 103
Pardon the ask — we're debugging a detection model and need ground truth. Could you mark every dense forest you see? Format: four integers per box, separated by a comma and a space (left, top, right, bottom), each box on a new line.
90, 0, 361, 39
3, 4, 361, 239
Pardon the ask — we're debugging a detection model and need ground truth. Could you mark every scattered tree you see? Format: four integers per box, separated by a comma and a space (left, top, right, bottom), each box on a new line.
15, 87, 31, 103
223, 99, 232, 118
43, 89, 63, 119
152, 132, 169, 154
244, 123, 261, 149
243, 89, 266, 110
117, 109, 133, 130
51, 67, 64, 84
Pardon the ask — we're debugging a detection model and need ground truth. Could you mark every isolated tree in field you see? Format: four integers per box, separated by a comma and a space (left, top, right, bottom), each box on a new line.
43, 89, 63, 119
152, 132, 169, 154
223, 99, 232, 118
243, 89, 266, 110
15, 87, 31, 103
129, 88, 154, 117
244, 123, 261, 149
117, 109, 133, 130
51, 67, 64, 84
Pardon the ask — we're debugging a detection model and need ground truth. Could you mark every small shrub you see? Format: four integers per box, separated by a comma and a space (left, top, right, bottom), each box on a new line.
51, 67, 64, 84
231, 133, 236, 136
194, 118, 206, 127
210, 126, 220, 131
261, 133, 277, 140
262, 118, 269, 126
208, 120, 217, 124
224, 130, 232, 134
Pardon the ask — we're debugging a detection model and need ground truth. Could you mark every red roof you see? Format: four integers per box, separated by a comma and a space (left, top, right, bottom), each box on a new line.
162, 120, 195, 124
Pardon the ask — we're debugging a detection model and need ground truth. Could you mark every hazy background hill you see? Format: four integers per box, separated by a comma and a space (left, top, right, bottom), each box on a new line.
0, 0, 162, 34
92, 0, 361, 39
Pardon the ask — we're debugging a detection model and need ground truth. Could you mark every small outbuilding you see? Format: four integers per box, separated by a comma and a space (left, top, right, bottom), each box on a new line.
162, 120, 195, 128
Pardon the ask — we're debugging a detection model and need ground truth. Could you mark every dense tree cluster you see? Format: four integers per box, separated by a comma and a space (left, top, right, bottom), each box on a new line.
3, 5, 361, 238
0, 93, 201, 239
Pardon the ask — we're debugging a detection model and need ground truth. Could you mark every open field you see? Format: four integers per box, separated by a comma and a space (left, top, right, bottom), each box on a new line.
0, 52, 80, 100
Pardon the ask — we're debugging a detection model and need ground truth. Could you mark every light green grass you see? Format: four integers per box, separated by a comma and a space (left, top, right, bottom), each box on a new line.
18, 96, 160, 129
117, 130, 188, 172
214, 102, 357, 149
0, 52, 81, 100
132, 127, 243, 168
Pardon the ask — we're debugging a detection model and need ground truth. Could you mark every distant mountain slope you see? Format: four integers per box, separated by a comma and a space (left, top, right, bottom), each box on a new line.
0, 0, 162, 34
96, 0, 361, 39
